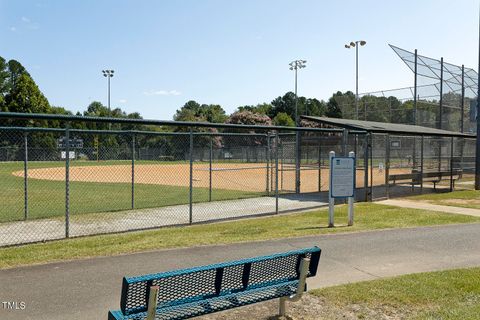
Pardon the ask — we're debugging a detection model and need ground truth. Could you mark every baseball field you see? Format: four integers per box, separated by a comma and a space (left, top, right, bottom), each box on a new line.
0, 159, 412, 223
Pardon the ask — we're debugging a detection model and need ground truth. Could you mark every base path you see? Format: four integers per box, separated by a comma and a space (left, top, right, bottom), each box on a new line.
1, 223, 480, 320
378, 199, 480, 217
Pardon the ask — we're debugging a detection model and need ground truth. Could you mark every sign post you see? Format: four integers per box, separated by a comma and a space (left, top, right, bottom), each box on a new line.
94, 135, 99, 162
329, 151, 356, 227
328, 151, 335, 227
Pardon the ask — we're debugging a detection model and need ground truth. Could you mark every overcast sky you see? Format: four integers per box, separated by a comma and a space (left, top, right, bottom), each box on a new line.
0, 0, 478, 119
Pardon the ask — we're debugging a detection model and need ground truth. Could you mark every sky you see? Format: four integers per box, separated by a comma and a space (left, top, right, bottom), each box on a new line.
0, 0, 479, 120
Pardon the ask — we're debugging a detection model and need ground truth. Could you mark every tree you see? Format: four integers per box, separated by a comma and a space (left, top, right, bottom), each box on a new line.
174, 100, 227, 123
326, 92, 344, 118
237, 103, 272, 115
225, 111, 272, 148
0, 57, 8, 109
304, 98, 326, 117
4, 73, 50, 114
269, 92, 327, 121
7, 59, 29, 90
173, 100, 199, 122
270, 92, 298, 120
227, 110, 272, 126
273, 112, 295, 126
84, 101, 110, 117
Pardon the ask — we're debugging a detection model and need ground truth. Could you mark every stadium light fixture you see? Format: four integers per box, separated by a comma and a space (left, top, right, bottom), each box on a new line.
102, 69, 114, 113
289, 60, 307, 123
345, 40, 367, 120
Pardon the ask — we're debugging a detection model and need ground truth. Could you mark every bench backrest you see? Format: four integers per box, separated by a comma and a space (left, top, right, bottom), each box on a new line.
389, 170, 463, 181
119, 247, 321, 316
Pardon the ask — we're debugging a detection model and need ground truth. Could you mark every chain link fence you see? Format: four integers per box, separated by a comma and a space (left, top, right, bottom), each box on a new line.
0, 116, 359, 246
336, 45, 478, 134
0, 112, 476, 246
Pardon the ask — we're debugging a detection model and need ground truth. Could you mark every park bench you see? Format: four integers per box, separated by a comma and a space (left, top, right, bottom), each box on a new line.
108, 247, 321, 320
388, 170, 463, 190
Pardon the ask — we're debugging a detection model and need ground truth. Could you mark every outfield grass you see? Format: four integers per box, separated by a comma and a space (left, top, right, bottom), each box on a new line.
312, 267, 480, 319
0, 161, 262, 222
0, 203, 479, 269
408, 190, 480, 210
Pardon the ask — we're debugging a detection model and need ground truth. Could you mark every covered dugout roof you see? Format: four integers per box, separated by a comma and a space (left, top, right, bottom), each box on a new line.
302, 116, 476, 138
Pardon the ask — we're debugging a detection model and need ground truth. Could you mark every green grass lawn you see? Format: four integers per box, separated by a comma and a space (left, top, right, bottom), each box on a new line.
408, 190, 480, 210
312, 267, 480, 319
0, 161, 262, 222
1, 203, 479, 269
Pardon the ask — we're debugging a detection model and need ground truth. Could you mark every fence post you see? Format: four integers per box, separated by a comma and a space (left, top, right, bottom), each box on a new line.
295, 130, 301, 194
385, 134, 390, 198
209, 137, 213, 202
65, 124, 70, 238
318, 142, 321, 192
420, 136, 424, 192
450, 137, 454, 191
369, 134, 373, 201
328, 151, 335, 227
439, 57, 444, 130
189, 128, 193, 224
280, 143, 284, 191
342, 129, 348, 156
414, 49, 418, 126
266, 134, 270, 195
348, 151, 355, 226
275, 131, 279, 214
131, 133, 135, 210
23, 131, 28, 220
461, 65, 465, 133
364, 133, 369, 202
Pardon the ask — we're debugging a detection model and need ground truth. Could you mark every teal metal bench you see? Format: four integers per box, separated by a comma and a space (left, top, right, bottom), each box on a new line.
108, 247, 321, 320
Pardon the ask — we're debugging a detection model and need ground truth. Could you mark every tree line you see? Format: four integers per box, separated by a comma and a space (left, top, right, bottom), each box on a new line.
1, 55, 463, 160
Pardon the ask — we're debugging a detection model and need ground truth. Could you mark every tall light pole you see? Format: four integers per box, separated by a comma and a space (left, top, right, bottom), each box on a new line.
289, 60, 307, 125
289, 59, 306, 194
345, 40, 366, 120
102, 69, 114, 113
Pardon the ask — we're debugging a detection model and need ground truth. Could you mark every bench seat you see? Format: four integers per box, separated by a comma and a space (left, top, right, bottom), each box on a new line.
388, 170, 462, 190
109, 280, 299, 320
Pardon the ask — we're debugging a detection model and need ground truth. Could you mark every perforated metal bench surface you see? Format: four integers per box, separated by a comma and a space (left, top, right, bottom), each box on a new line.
108, 247, 321, 320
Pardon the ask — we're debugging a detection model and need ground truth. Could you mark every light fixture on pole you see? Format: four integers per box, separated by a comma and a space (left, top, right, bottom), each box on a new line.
102, 69, 114, 113
289, 59, 306, 194
345, 40, 366, 120
289, 60, 307, 125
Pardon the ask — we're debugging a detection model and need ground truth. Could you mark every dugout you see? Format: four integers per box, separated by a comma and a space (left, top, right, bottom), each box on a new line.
302, 116, 476, 201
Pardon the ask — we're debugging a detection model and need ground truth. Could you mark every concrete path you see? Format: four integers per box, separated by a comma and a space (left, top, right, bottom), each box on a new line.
0, 193, 328, 247
1, 223, 480, 320
378, 199, 480, 217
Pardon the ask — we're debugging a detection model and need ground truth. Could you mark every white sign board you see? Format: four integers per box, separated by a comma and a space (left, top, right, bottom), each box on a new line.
330, 157, 355, 198
61, 151, 76, 159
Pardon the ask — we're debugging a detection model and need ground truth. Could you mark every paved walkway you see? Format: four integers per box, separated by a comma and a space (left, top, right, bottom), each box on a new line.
378, 199, 480, 217
0, 193, 328, 246
1, 223, 480, 320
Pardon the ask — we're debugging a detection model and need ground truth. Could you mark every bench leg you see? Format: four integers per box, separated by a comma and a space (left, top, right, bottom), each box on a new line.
279, 297, 287, 317
278, 258, 310, 318
146, 286, 159, 320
